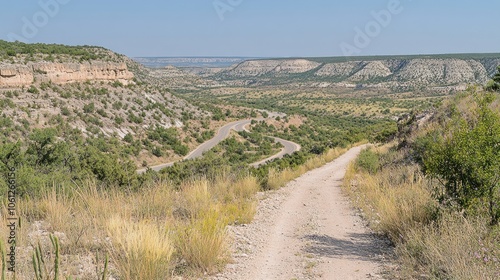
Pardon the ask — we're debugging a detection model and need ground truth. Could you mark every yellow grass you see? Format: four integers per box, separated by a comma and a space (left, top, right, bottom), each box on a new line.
175, 207, 228, 274
343, 145, 500, 279
397, 214, 500, 279
107, 216, 175, 280
0, 173, 263, 279
1, 144, 360, 278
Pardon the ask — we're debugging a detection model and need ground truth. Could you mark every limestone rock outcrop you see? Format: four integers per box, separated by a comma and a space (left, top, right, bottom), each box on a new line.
0, 62, 134, 87
224, 59, 321, 77
215, 56, 500, 89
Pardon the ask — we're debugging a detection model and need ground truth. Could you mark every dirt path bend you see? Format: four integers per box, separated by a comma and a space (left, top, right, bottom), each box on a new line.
212, 145, 391, 280
137, 118, 301, 174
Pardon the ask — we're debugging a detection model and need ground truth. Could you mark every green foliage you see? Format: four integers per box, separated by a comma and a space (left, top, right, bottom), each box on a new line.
0, 40, 105, 61
417, 91, 500, 224
83, 102, 95, 113
494, 66, 500, 84
0, 240, 5, 280
123, 133, 134, 143
147, 126, 188, 156
127, 111, 143, 124
115, 116, 124, 125
33, 235, 59, 280
0, 127, 141, 197
356, 148, 380, 174
485, 66, 500, 92
28, 85, 40, 94
60, 107, 71, 116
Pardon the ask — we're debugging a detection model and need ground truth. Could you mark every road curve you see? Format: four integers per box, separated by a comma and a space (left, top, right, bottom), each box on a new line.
250, 137, 301, 168
137, 118, 300, 174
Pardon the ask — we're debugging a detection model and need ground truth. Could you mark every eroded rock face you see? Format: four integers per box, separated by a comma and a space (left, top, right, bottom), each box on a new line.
0, 65, 34, 87
348, 61, 392, 82
225, 59, 321, 77
270, 59, 321, 75
393, 59, 486, 86
217, 56, 500, 89
0, 62, 134, 87
315, 61, 359, 77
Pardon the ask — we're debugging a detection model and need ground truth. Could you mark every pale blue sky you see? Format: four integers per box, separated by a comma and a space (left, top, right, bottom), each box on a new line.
1, 0, 498, 57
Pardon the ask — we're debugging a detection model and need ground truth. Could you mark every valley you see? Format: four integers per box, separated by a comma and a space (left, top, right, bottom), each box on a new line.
0, 40, 499, 279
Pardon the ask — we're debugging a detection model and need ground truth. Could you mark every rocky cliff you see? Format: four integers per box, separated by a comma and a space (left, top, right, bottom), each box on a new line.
214, 55, 500, 90
0, 61, 134, 87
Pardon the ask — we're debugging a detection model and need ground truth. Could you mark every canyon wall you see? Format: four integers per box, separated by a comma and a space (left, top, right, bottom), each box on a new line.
0, 62, 134, 87
215, 56, 500, 90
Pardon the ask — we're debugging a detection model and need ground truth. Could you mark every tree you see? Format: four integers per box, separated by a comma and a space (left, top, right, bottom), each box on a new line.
27, 128, 57, 167
419, 92, 500, 224
494, 66, 500, 84
485, 66, 500, 92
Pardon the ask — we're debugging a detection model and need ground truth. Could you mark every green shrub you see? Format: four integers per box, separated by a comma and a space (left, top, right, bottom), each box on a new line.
83, 102, 95, 113
418, 92, 500, 224
27, 86, 39, 94
356, 148, 380, 174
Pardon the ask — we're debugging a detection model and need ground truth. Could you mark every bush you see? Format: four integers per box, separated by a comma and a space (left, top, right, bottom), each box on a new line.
355, 148, 379, 174
27, 86, 39, 94
123, 133, 133, 143
418, 92, 500, 224
83, 102, 95, 113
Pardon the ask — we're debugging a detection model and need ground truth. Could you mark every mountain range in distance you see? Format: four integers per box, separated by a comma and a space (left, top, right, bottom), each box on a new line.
134, 53, 500, 91
133, 57, 258, 68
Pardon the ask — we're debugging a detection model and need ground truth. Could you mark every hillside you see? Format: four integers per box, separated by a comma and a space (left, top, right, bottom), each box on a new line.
342, 87, 500, 278
210, 54, 500, 91
0, 41, 216, 168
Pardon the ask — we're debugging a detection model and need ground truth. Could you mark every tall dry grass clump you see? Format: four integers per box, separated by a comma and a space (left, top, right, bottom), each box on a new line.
172, 175, 260, 273
107, 216, 175, 280
175, 208, 228, 273
212, 176, 259, 225
181, 180, 212, 218
345, 162, 437, 240
398, 214, 500, 279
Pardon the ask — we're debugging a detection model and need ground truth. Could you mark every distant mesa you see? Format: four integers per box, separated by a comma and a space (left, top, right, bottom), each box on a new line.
214, 55, 500, 91
137, 54, 500, 91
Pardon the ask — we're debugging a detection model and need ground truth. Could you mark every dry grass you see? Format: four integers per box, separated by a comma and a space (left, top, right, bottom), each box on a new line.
107, 217, 175, 280
1, 174, 262, 279
175, 208, 228, 274
344, 162, 437, 240
343, 145, 500, 279
0, 145, 360, 278
398, 215, 500, 279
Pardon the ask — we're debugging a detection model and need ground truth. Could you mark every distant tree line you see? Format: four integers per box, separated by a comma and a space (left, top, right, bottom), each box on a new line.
0, 40, 106, 61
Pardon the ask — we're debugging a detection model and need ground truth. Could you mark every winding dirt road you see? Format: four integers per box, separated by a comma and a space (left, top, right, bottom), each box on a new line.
250, 137, 301, 168
213, 145, 390, 280
137, 118, 301, 173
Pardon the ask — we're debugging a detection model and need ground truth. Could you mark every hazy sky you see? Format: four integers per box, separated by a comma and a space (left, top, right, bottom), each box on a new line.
1, 0, 499, 57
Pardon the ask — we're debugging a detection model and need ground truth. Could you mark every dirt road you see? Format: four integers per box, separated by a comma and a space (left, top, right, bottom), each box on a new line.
250, 137, 302, 168
137, 118, 301, 173
213, 145, 390, 280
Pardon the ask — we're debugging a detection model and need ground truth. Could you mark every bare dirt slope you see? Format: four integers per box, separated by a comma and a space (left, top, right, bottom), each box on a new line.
212, 145, 391, 280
